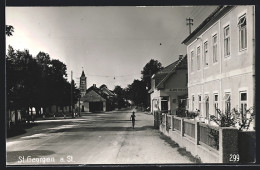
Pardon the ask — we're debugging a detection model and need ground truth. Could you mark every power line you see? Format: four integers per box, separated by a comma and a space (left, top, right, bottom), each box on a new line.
86, 73, 140, 78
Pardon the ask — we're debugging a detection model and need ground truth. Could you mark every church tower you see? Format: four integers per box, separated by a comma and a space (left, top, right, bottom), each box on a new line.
80, 70, 87, 96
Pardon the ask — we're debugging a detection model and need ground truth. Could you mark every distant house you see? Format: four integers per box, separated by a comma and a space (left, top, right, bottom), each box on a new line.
99, 84, 116, 111
182, 6, 255, 128
149, 55, 188, 115
81, 84, 115, 112
100, 84, 115, 99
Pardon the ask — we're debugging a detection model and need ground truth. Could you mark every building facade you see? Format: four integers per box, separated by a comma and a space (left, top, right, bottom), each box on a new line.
182, 6, 255, 127
149, 55, 188, 115
81, 84, 115, 112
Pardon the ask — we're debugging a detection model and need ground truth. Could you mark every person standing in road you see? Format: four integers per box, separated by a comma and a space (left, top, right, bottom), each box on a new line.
130, 111, 136, 129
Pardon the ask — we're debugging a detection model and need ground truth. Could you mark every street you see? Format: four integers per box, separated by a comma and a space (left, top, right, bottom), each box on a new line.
6, 109, 192, 165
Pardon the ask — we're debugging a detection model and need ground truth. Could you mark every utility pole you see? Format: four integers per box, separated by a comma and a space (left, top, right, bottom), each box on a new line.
79, 95, 81, 117
71, 70, 73, 118
186, 17, 194, 35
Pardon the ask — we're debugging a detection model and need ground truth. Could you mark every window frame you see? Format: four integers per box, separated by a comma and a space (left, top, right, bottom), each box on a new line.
204, 41, 209, 67
212, 34, 218, 63
192, 95, 195, 111
213, 93, 219, 118
239, 91, 247, 115
204, 94, 209, 119
224, 25, 231, 57
197, 46, 201, 70
224, 92, 231, 113
238, 14, 247, 51
198, 94, 202, 112
191, 51, 194, 73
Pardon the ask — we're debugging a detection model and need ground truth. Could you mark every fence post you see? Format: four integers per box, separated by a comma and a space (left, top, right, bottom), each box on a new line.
181, 118, 184, 136
195, 121, 200, 145
219, 127, 238, 163
172, 116, 174, 131
170, 115, 173, 130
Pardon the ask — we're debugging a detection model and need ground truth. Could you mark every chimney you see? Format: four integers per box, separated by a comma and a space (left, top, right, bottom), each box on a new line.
179, 55, 183, 60
93, 84, 96, 87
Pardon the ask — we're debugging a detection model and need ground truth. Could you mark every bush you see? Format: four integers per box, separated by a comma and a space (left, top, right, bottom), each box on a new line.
187, 111, 199, 119
210, 106, 255, 131
176, 108, 187, 117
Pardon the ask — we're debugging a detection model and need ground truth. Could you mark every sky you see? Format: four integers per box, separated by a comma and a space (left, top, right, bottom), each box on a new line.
6, 6, 218, 90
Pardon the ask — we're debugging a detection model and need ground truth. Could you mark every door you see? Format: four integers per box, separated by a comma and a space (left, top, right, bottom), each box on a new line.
89, 102, 103, 112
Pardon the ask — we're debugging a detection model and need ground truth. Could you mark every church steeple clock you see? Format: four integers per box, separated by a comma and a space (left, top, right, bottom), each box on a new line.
80, 69, 87, 96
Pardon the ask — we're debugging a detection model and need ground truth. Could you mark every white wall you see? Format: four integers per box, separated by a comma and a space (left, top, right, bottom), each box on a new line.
186, 6, 255, 118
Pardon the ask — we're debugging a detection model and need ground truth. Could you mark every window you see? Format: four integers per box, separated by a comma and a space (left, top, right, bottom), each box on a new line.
204, 41, 209, 66
197, 46, 201, 70
204, 95, 209, 119
192, 95, 195, 111
224, 26, 230, 57
238, 14, 247, 51
191, 51, 194, 72
224, 93, 231, 113
198, 95, 202, 112
240, 91, 247, 114
214, 94, 219, 118
213, 34, 218, 63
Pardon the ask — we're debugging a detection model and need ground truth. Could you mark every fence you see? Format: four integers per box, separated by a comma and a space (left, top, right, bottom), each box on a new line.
173, 116, 182, 131
159, 115, 239, 163
183, 120, 195, 139
166, 115, 171, 131
199, 123, 219, 150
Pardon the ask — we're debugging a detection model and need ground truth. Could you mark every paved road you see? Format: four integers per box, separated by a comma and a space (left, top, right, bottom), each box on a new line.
6, 109, 192, 165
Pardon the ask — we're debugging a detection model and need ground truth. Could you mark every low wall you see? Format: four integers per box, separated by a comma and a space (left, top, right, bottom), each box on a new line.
159, 114, 242, 163
238, 131, 256, 163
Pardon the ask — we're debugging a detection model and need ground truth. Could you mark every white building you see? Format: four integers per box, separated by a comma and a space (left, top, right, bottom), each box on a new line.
149, 55, 188, 115
182, 6, 255, 128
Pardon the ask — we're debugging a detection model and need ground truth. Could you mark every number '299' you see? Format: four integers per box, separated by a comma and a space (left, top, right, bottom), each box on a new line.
229, 154, 239, 162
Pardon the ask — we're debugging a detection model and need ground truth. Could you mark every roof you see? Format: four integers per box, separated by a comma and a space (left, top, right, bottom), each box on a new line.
85, 85, 108, 100
149, 55, 187, 91
182, 5, 235, 45
84, 84, 115, 102
100, 86, 115, 96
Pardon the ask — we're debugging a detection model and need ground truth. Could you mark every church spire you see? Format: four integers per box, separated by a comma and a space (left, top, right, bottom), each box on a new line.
80, 67, 87, 96
81, 67, 85, 77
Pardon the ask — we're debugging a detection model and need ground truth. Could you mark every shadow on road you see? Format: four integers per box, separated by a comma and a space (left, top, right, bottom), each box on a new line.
49, 125, 156, 133
6, 150, 55, 163
7, 123, 39, 138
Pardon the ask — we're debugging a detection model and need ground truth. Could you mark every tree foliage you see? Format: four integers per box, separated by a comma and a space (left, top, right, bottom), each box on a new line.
6, 45, 80, 121
126, 79, 148, 107
113, 85, 127, 109
141, 59, 163, 90
6, 25, 14, 36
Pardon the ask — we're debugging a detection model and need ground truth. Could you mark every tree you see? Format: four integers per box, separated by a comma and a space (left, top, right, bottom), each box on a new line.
141, 59, 163, 90
6, 25, 14, 36
126, 79, 148, 108
6, 45, 79, 122
113, 85, 127, 109
6, 47, 41, 123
